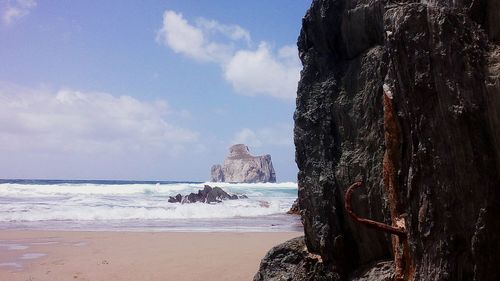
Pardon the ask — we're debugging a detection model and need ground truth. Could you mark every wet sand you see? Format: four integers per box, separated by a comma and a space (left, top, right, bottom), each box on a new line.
0, 230, 300, 281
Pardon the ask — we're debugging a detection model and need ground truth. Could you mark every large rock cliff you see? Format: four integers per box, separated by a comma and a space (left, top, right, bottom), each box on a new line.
210, 144, 276, 183
255, 0, 500, 280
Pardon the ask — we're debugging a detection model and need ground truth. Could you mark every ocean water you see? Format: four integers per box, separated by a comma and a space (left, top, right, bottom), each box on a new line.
0, 179, 302, 232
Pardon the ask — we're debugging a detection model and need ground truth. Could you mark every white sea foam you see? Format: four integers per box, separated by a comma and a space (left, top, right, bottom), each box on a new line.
0, 183, 194, 196
0, 182, 298, 224
0, 243, 29, 250
0, 182, 297, 196
0, 262, 22, 268
20, 253, 47, 260
1, 199, 288, 221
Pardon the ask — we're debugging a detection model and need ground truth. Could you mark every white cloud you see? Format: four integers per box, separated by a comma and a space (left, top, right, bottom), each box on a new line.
231, 124, 293, 148
156, 10, 245, 63
0, 83, 198, 155
196, 18, 251, 44
157, 10, 300, 100
232, 128, 262, 147
156, 10, 212, 62
224, 43, 301, 100
2, 0, 37, 26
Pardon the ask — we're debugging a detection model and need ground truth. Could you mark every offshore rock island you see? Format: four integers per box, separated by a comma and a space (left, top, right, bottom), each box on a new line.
210, 144, 276, 183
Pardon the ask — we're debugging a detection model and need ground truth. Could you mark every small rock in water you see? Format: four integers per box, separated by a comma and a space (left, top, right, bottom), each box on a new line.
168, 194, 182, 203
287, 198, 300, 215
167, 185, 245, 204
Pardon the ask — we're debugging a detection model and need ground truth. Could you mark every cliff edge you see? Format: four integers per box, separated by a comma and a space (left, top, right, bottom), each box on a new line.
210, 144, 276, 183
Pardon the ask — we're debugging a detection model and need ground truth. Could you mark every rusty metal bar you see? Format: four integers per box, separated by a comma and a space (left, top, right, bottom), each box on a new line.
344, 181, 407, 237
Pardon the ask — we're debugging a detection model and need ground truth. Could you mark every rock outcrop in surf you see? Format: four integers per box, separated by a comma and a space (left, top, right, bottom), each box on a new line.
210, 144, 276, 183
167, 185, 247, 204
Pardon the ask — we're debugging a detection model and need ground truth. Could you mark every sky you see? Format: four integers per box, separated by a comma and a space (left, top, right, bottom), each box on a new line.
0, 0, 311, 182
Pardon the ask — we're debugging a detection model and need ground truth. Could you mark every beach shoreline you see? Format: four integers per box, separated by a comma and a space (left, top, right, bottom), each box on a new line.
0, 230, 301, 281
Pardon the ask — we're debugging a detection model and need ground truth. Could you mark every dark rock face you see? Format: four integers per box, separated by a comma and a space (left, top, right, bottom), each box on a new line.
383, 6, 500, 279
349, 260, 394, 281
253, 237, 337, 281
210, 144, 276, 183
295, 0, 390, 272
256, 0, 500, 280
167, 193, 183, 203
287, 198, 300, 215
167, 185, 241, 204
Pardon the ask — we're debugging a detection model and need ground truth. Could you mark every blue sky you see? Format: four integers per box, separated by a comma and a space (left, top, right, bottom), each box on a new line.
0, 0, 310, 182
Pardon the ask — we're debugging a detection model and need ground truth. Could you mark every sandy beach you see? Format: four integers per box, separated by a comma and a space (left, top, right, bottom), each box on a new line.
0, 231, 301, 281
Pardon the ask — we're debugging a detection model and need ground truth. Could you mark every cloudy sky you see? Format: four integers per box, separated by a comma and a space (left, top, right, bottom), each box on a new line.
0, 0, 310, 182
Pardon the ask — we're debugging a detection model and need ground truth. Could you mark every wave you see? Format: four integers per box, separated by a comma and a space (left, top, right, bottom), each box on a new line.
0, 199, 290, 221
202, 181, 298, 188
0, 182, 297, 196
0, 181, 297, 223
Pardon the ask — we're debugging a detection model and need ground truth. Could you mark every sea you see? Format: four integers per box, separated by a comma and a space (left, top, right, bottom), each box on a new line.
0, 179, 302, 232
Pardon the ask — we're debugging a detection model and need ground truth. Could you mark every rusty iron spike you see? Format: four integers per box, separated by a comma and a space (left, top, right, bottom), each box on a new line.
344, 181, 407, 237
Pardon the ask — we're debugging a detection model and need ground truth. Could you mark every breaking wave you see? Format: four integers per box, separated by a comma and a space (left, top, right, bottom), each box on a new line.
0, 181, 297, 223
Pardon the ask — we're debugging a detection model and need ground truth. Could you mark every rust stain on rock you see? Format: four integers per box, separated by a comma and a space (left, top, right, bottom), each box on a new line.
382, 85, 414, 281
344, 86, 415, 281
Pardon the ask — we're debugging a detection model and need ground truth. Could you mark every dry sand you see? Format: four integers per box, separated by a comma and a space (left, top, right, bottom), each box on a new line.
0, 230, 301, 281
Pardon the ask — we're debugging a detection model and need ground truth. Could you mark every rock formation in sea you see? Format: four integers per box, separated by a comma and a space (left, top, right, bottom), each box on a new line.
210, 144, 276, 183
255, 0, 500, 280
287, 198, 300, 215
167, 185, 247, 204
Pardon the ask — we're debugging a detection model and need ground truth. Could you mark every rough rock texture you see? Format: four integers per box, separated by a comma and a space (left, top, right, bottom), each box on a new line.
210, 144, 276, 183
256, 0, 500, 280
287, 198, 300, 215
253, 237, 337, 281
349, 260, 394, 281
167, 185, 244, 204
210, 164, 225, 182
